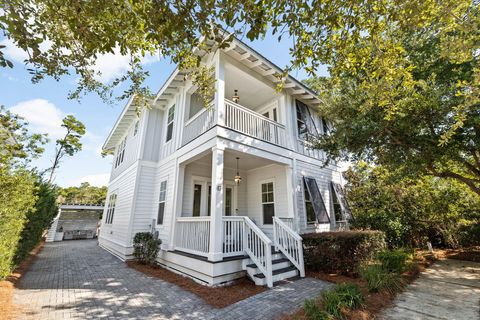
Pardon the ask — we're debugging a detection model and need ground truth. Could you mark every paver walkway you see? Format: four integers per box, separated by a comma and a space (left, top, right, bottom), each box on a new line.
381, 259, 480, 320
13, 240, 331, 319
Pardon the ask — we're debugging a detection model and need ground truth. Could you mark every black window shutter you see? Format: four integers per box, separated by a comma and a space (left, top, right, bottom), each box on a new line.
331, 182, 353, 221
303, 177, 330, 223
296, 100, 320, 137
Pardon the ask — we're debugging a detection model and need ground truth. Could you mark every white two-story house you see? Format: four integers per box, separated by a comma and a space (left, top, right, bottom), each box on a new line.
99, 37, 352, 288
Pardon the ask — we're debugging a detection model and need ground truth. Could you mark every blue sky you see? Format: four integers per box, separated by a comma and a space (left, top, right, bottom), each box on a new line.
0, 32, 328, 187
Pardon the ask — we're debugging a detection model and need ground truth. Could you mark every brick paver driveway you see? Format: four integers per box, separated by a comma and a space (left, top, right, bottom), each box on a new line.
14, 240, 331, 319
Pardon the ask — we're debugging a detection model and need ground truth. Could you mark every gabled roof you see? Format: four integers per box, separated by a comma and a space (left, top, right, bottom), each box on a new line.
103, 37, 322, 151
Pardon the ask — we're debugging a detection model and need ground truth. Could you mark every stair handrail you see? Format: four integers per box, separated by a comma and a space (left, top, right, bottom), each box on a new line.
273, 217, 305, 277
242, 216, 273, 287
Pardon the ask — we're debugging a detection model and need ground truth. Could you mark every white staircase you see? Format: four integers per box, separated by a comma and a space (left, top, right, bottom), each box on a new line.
244, 246, 300, 286
45, 217, 60, 242
241, 217, 305, 287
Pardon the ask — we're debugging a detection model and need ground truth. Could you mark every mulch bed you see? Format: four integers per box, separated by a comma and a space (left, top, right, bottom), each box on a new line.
127, 261, 266, 308
282, 250, 437, 320
0, 240, 45, 320
435, 247, 480, 263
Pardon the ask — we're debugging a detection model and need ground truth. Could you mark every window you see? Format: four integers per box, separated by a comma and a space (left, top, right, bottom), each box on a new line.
114, 137, 127, 168
166, 105, 175, 142
189, 92, 204, 119
193, 184, 202, 217
133, 120, 139, 136
331, 184, 342, 222
296, 100, 319, 139
105, 193, 117, 224
157, 180, 167, 224
261, 182, 275, 224
303, 177, 330, 223
303, 181, 316, 224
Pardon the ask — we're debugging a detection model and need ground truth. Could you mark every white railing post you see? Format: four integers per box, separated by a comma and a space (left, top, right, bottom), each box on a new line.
214, 52, 225, 127
273, 217, 305, 277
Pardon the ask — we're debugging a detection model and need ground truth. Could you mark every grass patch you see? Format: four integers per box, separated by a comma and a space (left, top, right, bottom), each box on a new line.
359, 264, 404, 293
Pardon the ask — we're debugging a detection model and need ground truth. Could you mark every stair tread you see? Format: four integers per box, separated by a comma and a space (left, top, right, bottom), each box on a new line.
253, 266, 298, 279
246, 258, 290, 269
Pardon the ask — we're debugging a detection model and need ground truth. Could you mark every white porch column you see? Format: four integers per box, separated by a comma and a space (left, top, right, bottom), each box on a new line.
290, 159, 301, 232
214, 52, 226, 127
167, 163, 185, 250
208, 146, 225, 261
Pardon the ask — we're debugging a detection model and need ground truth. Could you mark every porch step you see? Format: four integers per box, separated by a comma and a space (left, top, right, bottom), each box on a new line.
252, 266, 299, 286
246, 258, 291, 272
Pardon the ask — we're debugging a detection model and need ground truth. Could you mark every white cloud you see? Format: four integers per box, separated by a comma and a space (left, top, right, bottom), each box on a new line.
1, 37, 160, 84
0, 37, 29, 62
92, 49, 160, 83
71, 173, 110, 187
10, 99, 66, 138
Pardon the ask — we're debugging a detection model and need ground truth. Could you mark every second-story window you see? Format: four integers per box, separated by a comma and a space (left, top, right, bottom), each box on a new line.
166, 105, 175, 142
114, 137, 127, 168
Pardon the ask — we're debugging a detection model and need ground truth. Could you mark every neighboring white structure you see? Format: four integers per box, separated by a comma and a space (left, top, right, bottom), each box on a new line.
46, 204, 104, 242
99, 37, 352, 287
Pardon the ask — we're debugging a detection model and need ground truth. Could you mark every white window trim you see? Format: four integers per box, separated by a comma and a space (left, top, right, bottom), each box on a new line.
157, 178, 168, 226
260, 178, 276, 226
105, 191, 118, 225
165, 104, 175, 143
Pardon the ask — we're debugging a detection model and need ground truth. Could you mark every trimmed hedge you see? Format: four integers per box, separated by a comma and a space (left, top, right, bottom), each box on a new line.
0, 168, 37, 279
133, 232, 161, 265
303, 230, 386, 275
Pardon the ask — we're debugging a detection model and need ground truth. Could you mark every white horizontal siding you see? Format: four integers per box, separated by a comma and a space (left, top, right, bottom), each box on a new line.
295, 160, 343, 234
110, 113, 144, 181
246, 164, 289, 238
100, 163, 138, 247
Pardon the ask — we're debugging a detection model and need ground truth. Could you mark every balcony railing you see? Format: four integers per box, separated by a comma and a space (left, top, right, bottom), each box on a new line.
182, 106, 215, 146
181, 99, 287, 148
224, 99, 286, 147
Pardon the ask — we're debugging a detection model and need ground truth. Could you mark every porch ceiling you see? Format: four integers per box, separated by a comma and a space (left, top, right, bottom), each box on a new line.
193, 149, 280, 171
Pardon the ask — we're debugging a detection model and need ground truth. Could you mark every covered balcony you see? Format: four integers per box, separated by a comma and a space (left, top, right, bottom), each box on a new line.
181, 57, 288, 148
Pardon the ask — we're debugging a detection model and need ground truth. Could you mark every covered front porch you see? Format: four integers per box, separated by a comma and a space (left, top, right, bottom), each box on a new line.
171, 148, 296, 262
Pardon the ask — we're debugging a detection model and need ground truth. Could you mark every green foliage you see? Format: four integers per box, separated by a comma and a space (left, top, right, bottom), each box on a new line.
0, 166, 37, 279
304, 300, 333, 320
322, 283, 364, 319
133, 232, 161, 265
346, 162, 480, 248
303, 230, 386, 275
14, 179, 57, 265
376, 250, 411, 274
458, 223, 480, 247
359, 264, 404, 293
0, 105, 48, 166
58, 182, 107, 205
1, 1, 476, 144
48, 115, 85, 183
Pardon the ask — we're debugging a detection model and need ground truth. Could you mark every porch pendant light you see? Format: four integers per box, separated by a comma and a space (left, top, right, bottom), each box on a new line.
232, 89, 240, 103
234, 157, 242, 185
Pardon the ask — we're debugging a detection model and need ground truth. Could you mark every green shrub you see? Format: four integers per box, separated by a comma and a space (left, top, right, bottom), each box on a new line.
359, 264, 404, 293
0, 167, 37, 279
303, 230, 386, 275
304, 299, 333, 320
458, 223, 480, 247
133, 232, 161, 264
376, 249, 411, 274
322, 283, 364, 319
14, 180, 57, 265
